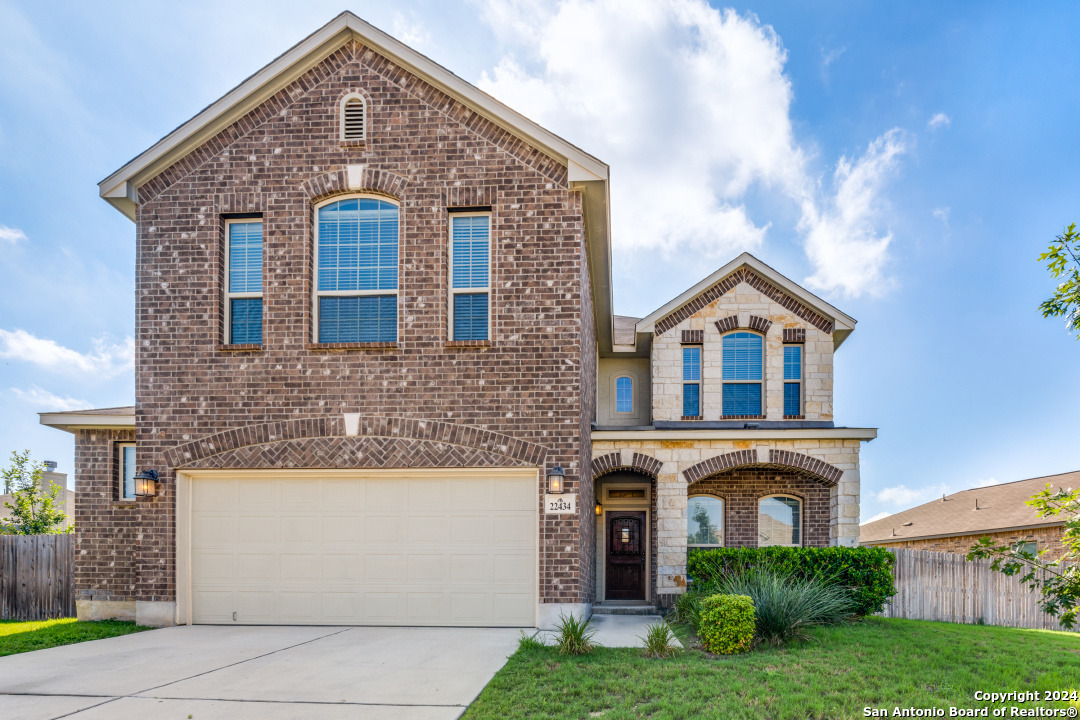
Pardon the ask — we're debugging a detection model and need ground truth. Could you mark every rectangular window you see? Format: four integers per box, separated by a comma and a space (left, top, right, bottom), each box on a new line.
449, 213, 490, 340
683, 345, 701, 417
722, 332, 763, 415
225, 220, 263, 344
119, 443, 136, 500
784, 345, 802, 416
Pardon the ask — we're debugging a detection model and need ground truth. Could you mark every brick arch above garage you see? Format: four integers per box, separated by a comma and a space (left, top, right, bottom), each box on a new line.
164, 416, 549, 469
681, 449, 843, 486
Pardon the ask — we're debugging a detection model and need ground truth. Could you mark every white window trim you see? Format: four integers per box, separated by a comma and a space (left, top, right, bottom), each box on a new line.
614, 375, 634, 414
339, 92, 367, 141
447, 210, 492, 341
721, 330, 765, 416
758, 493, 803, 547
682, 344, 702, 417
224, 218, 263, 345
783, 344, 803, 416
118, 442, 136, 501
312, 194, 400, 343
687, 493, 725, 548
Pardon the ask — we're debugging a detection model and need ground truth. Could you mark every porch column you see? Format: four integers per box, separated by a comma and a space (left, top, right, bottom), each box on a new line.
655, 462, 687, 606
830, 464, 860, 547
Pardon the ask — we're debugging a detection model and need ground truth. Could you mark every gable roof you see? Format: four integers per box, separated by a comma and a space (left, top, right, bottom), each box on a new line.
860, 470, 1078, 545
99, 11, 608, 219
635, 253, 857, 349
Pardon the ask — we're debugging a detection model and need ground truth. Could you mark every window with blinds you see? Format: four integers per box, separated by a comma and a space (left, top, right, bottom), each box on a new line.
225, 219, 263, 344
682, 345, 701, 417
722, 332, 763, 416
784, 345, 802, 416
449, 213, 490, 341
315, 197, 398, 342
341, 95, 366, 141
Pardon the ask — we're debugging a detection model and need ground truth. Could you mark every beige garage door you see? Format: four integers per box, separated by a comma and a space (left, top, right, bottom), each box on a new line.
188, 470, 537, 627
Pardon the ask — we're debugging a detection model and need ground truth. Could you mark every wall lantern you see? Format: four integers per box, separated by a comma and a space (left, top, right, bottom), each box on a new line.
594, 501, 603, 516
546, 466, 565, 494
133, 469, 159, 497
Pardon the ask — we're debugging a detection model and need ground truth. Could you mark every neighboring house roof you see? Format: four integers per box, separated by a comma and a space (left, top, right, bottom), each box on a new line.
635, 252, 858, 349
39, 406, 135, 433
96, 10, 616, 353
860, 470, 1079, 545
613, 315, 640, 348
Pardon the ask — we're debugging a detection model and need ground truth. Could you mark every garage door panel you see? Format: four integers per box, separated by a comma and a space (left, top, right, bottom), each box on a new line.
190, 473, 536, 627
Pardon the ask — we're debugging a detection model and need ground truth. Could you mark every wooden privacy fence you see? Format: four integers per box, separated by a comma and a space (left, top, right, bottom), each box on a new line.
883, 547, 1074, 631
0, 534, 75, 621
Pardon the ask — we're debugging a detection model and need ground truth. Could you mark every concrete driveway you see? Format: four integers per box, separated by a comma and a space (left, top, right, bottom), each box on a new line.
0, 625, 520, 719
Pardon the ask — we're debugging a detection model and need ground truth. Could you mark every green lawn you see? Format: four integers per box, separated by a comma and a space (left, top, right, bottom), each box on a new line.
463, 618, 1080, 720
0, 618, 150, 657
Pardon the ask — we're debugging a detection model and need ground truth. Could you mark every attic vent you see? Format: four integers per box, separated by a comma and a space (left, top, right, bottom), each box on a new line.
341, 95, 366, 141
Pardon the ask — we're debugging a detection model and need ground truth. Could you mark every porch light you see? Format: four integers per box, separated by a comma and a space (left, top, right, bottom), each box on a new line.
133, 469, 159, 497
595, 501, 602, 516
546, 466, 565, 494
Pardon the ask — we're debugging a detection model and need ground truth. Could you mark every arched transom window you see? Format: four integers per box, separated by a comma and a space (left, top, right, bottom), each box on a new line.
722, 331, 763, 416
758, 495, 802, 547
315, 197, 398, 343
687, 495, 724, 547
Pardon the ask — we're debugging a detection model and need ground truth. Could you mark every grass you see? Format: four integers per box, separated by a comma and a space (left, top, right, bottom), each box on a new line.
463, 618, 1080, 720
0, 618, 150, 657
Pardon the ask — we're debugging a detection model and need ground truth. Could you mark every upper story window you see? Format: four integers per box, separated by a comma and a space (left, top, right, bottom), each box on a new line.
119, 442, 136, 501
784, 345, 802, 416
315, 197, 399, 343
615, 376, 633, 413
340, 94, 367, 141
722, 332, 763, 416
225, 219, 263, 344
758, 495, 801, 547
449, 212, 490, 341
687, 495, 723, 547
682, 345, 701, 417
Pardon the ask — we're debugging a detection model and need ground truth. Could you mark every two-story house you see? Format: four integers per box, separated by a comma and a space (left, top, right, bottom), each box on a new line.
40, 12, 875, 629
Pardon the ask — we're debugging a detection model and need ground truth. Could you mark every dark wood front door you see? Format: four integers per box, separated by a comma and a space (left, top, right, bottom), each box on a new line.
605, 511, 646, 600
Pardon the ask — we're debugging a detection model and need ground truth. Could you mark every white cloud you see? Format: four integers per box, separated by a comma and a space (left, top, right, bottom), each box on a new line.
820, 45, 846, 82
928, 112, 951, 130
862, 511, 891, 525
932, 206, 950, 224
0, 224, 26, 244
391, 11, 431, 49
474, 0, 904, 294
800, 129, 907, 297
0, 329, 133, 376
875, 482, 949, 507
971, 477, 999, 488
10, 385, 87, 411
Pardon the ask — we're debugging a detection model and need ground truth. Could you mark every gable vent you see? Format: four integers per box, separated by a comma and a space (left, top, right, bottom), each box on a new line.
342, 97, 366, 141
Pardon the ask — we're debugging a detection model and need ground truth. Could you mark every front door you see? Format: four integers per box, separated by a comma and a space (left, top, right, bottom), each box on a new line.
605, 511, 646, 600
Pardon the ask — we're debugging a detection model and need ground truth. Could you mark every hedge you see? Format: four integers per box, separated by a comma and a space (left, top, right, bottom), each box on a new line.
699, 594, 755, 655
687, 546, 896, 617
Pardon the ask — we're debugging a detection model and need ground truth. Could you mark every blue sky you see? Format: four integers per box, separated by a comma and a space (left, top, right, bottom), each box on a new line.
0, 0, 1077, 524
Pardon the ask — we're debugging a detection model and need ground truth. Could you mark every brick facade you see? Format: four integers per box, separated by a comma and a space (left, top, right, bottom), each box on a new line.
80, 39, 595, 609
871, 525, 1067, 558
687, 468, 831, 548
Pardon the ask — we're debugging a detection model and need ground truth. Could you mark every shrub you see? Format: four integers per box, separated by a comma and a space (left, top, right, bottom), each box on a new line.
554, 613, 595, 655
698, 594, 755, 655
716, 566, 854, 645
639, 621, 679, 658
687, 546, 895, 616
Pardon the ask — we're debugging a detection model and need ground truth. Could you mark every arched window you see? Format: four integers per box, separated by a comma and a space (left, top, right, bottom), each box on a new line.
615, 376, 633, 413
687, 495, 724, 547
340, 94, 366, 141
758, 495, 802, 547
315, 196, 398, 343
722, 331, 763, 416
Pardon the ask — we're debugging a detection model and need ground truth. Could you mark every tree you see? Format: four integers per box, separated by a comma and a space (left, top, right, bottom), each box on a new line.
0, 450, 69, 535
1038, 223, 1080, 338
688, 503, 720, 545
967, 484, 1080, 629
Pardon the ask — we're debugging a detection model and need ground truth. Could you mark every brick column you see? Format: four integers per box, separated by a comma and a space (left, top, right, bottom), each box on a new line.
655, 462, 687, 606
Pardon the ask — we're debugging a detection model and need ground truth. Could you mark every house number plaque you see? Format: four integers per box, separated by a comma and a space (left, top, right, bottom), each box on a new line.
544, 494, 577, 514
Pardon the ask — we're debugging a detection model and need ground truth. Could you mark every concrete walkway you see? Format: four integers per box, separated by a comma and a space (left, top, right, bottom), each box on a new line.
536, 614, 683, 649
0, 625, 520, 719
